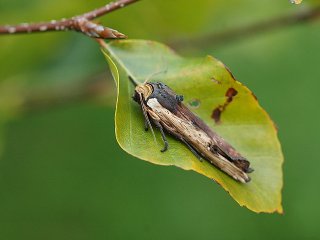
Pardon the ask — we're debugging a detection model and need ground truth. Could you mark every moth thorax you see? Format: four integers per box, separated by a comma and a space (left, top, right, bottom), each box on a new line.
135, 84, 153, 100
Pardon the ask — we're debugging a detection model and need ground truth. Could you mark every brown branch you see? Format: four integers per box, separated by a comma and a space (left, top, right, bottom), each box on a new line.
170, 6, 320, 50
21, 72, 116, 112
0, 0, 139, 39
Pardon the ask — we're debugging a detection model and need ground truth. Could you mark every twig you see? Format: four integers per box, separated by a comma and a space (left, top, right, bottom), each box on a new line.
170, 6, 320, 50
21, 72, 116, 112
0, 72, 117, 116
0, 0, 139, 39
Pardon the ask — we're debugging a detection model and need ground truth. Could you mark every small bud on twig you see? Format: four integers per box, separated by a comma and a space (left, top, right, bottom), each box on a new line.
0, 0, 139, 39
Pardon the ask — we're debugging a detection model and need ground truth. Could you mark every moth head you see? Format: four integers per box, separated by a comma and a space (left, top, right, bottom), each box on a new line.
149, 82, 184, 103
133, 83, 154, 103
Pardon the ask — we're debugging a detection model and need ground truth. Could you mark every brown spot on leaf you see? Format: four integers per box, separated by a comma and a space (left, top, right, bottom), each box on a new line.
211, 77, 221, 84
251, 91, 258, 101
273, 121, 279, 132
223, 63, 237, 81
225, 87, 238, 102
211, 107, 223, 123
211, 87, 238, 124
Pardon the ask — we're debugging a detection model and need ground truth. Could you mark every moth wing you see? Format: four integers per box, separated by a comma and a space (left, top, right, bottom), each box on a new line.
176, 103, 252, 173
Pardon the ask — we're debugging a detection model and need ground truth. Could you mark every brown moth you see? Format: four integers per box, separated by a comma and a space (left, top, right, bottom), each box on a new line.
131, 79, 253, 183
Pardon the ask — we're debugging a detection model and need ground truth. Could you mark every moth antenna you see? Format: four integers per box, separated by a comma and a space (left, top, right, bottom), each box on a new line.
143, 69, 167, 84
128, 75, 140, 86
139, 93, 158, 145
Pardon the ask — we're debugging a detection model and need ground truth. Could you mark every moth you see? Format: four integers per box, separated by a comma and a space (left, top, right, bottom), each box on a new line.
131, 77, 253, 183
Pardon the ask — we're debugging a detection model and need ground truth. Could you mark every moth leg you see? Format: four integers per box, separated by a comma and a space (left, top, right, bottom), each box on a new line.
144, 119, 149, 131
141, 105, 150, 131
138, 93, 157, 143
154, 121, 169, 152
180, 138, 203, 162
162, 123, 203, 161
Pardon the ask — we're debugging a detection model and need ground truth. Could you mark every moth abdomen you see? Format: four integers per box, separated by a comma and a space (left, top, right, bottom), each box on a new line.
208, 143, 252, 173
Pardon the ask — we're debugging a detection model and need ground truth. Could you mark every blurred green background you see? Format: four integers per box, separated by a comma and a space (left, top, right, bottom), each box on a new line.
1, 0, 320, 239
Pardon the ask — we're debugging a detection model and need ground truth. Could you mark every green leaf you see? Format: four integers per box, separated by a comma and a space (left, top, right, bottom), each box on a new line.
290, 0, 302, 4
102, 40, 283, 213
